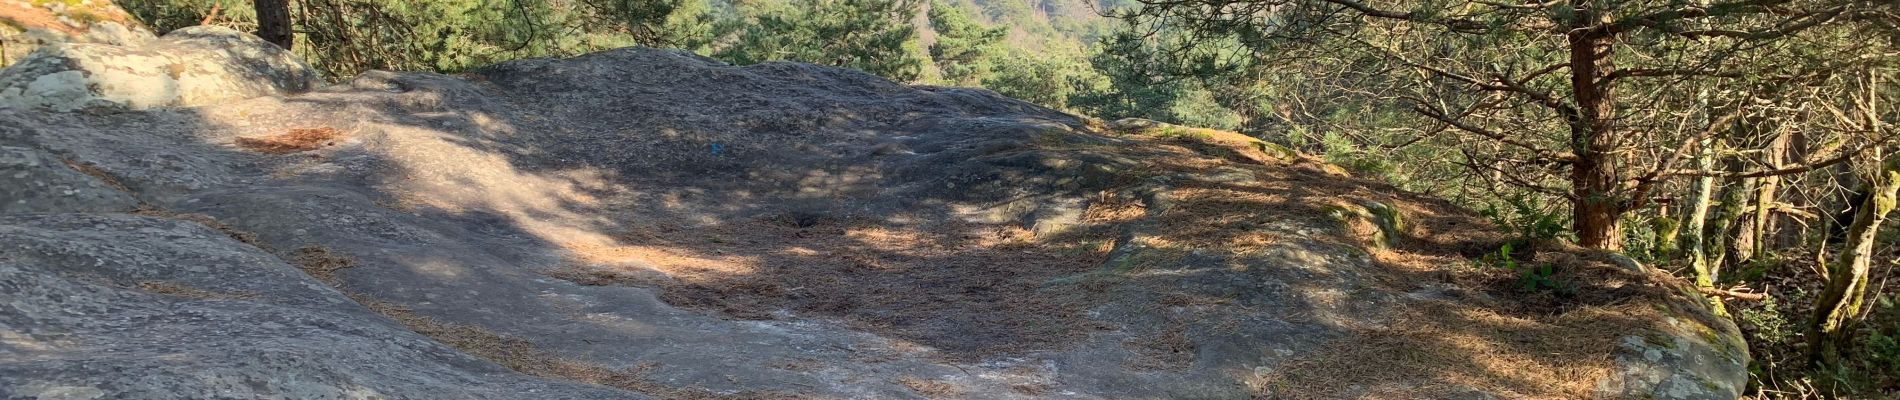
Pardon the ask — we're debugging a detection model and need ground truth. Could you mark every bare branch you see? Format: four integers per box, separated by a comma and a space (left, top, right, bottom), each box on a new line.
1604, 68, 1745, 82
1620, 1, 1860, 40
1659, 136, 1891, 179
1454, 148, 1575, 198
1412, 104, 1578, 163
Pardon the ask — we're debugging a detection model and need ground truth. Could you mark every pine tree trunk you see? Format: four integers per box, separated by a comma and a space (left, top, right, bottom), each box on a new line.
1808, 150, 1898, 367
1573, 156, 1624, 250
254, 0, 294, 50
1566, 23, 1623, 250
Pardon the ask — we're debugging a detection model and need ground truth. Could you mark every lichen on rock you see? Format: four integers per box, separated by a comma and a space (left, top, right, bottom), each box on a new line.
0, 25, 319, 111
1324, 200, 1407, 250
0, 0, 154, 68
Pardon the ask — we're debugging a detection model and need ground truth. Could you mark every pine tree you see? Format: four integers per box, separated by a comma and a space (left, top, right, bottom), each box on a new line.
926, 2, 1005, 86
715, 0, 924, 82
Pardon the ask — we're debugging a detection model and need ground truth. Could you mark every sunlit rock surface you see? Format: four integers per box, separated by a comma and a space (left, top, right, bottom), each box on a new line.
0, 32, 1744, 399
0, 213, 645, 399
0, 25, 317, 111
0, 0, 154, 68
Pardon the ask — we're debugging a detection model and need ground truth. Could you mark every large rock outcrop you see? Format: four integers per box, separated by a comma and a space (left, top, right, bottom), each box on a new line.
0, 25, 319, 111
0, 37, 1745, 399
0, 0, 154, 68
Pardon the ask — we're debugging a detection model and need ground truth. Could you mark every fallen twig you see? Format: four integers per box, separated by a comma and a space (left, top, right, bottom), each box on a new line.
1699, 287, 1768, 301
200, 4, 223, 26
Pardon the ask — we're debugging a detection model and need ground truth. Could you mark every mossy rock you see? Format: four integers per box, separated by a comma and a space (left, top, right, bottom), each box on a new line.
1104, 246, 1191, 273
1107, 117, 1165, 135
1322, 200, 1407, 249
1251, 141, 1299, 160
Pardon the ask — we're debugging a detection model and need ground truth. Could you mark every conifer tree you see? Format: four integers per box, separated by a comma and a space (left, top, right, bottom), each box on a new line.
926, 2, 1005, 86
715, 0, 925, 81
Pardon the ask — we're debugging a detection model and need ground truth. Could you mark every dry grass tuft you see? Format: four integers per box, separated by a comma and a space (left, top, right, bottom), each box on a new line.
897, 376, 964, 398
1010, 383, 1052, 396
1114, 121, 1345, 175
1124, 324, 1196, 371
135, 281, 260, 300
132, 208, 266, 249
1250, 300, 1656, 399
291, 246, 355, 287
236, 127, 347, 154
1080, 192, 1148, 224
59, 156, 133, 194
544, 263, 673, 287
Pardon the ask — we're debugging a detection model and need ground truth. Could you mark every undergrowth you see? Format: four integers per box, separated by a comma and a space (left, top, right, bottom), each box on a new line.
1730, 245, 1900, 399
1474, 195, 1577, 294
1475, 243, 1570, 293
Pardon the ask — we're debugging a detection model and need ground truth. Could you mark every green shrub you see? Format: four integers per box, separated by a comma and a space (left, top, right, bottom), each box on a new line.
1868, 295, 1900, 378
1476, 243, 1569, 293
1738, 296, 1794, 344
1480, 194, 1574, 244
